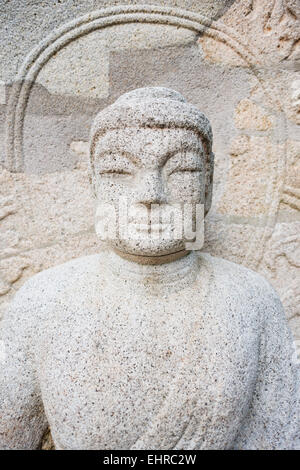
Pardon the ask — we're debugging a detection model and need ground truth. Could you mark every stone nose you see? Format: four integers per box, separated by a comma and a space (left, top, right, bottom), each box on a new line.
135, 169, 165, 207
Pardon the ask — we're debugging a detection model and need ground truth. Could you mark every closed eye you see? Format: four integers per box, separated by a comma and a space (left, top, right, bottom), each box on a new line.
95, 152, 137, 177
99, 169, 132, 175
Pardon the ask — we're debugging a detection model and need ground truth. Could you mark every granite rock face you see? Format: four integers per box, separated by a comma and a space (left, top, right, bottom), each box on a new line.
0, 0, 299, 449
0, 87, 299, 449
0, 2, 299, 351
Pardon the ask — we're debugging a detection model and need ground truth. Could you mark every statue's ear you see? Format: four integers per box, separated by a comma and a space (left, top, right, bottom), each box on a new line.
88, 150, 97, 199
204, 151, 214, 217
89, 173, 97, 199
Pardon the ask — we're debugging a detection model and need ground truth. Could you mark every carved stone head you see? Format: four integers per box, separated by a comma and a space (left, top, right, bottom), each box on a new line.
89, 87, 214, 259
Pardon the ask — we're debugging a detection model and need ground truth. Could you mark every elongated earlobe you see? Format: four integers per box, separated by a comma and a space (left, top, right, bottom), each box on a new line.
205, 151, 214, 216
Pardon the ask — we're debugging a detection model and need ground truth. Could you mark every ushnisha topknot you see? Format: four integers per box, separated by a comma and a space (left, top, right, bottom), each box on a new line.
89, 87, 214, 214
90, 87, 212, 157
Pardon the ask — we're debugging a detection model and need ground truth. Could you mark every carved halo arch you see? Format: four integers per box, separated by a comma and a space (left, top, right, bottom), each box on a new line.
5, 4, 287, 269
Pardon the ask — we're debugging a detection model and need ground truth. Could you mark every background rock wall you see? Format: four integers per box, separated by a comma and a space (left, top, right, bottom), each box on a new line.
0, 0, 299, 353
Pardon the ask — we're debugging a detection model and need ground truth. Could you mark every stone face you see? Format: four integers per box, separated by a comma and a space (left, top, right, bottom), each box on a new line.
90, 87, 213, 256
0, 87, 299, 450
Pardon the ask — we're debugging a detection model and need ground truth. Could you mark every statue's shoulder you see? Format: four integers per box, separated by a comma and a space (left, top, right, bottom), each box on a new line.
201, 252, 270, 286
10, 253, 104, 311
199, 252, 283, 319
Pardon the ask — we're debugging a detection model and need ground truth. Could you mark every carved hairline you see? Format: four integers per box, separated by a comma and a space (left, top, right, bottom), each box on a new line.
90, 110, 213, 172
90, 124, 212, 170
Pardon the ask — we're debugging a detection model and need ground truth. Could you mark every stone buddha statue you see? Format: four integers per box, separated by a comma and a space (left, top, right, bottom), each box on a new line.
0, 87, 299, 450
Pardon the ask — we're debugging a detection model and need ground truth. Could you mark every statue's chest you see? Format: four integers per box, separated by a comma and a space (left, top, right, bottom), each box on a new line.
37, 290, 259, 449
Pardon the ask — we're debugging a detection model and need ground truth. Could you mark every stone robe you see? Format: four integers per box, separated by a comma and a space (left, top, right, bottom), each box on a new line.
0, 252, 299, 449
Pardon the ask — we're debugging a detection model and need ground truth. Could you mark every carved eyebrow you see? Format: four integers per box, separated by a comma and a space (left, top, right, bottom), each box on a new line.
95, 150, 140, 167
95, 143, 203, 167
162, 145, 203, 166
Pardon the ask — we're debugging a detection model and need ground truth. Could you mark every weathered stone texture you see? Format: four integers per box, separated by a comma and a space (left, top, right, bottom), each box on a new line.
220, 0, 300, 69
0, 1, 299, 448
0, 87, 299, 450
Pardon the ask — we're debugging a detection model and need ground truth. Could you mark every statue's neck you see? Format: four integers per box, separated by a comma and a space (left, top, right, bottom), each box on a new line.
113, 248, 190, 265
103, 249, 200, 291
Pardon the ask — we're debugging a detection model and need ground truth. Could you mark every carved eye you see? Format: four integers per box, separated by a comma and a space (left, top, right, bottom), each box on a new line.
169, 168, 200, 176
99, 169, 132, 176
172, 168, 200, 173
164, 151, 203, 178
95, 153, 135, 178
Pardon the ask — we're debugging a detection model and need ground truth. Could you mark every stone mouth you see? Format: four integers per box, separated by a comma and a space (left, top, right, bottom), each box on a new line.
131, 223, 170, 234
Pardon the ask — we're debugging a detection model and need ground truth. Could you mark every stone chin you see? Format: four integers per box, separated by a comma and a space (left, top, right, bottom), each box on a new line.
103, 235, 187, 259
